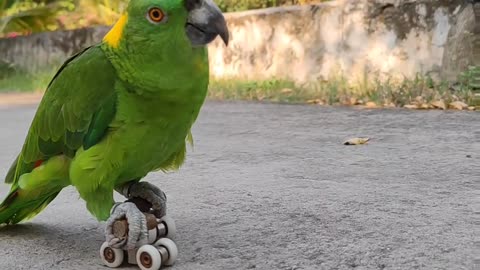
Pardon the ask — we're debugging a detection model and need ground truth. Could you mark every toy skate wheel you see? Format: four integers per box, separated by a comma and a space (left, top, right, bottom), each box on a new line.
155, 238, 178, 266
147, 228, 158, 244
159, 215, 176, 240
136, 245, 162, 270
100, 242, 124, 268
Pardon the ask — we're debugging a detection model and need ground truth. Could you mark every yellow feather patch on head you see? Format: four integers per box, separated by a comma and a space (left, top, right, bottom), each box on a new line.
103, 13, 128, 48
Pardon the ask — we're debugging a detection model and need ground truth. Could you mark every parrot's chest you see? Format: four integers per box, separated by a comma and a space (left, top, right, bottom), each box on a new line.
112, 100, 196, 180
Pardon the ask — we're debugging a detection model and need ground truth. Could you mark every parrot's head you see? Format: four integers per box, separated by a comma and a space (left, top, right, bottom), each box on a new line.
103, 0, 228, 50
102, 0, 228, 93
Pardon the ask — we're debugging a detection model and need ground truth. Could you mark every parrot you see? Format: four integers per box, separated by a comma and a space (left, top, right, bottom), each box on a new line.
0, 0, 228, 249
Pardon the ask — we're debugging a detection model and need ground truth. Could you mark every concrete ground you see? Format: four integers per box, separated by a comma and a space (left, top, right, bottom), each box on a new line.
0, 101, 478, 270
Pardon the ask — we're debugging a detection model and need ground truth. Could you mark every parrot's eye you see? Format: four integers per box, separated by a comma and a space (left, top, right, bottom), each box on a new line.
147, 7, 166, 23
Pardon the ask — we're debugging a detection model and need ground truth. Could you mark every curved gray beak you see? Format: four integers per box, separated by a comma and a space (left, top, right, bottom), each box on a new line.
185, 0, 229, 46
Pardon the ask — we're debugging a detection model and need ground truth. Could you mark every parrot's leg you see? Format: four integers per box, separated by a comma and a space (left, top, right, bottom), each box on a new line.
70, 147, 149, 249
105, 202, 149, 249
73, 183, 149, 249
116, 181, 167, 218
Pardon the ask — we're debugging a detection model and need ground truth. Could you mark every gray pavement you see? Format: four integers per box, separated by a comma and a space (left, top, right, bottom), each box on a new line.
0, 101, 478, 270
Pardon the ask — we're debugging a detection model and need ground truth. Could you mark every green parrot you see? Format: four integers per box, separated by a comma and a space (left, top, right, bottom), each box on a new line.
0, 0, 228, 248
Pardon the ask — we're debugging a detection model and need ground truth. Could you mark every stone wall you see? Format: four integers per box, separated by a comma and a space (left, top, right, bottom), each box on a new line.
209, 0, 475, 83
0, 0, 477, 84
441, 2, 479, 81
0, 27, 109, 72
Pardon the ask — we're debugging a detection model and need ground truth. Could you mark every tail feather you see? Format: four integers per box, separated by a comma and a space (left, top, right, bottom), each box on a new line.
5, 155, 19, 184
0, 187, 60, 225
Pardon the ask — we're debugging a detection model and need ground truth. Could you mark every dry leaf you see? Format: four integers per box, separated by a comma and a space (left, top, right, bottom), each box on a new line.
415, 96, 424, 103
449, 101, 468, 110
350, 97, 364, 105
404, 104, 418, 109
365, 101, 377, 108
341, 98, 351, 106
468, 106, 476, 111
344, 137, 370, 145
384, 102, 396, 108
281, 88, 293, 94
306, 99, 324, 105
419, 103, 431, 110
431, 100, 446, 110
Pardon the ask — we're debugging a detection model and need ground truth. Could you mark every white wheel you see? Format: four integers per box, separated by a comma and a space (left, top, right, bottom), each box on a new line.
100, 242, 124, 268
155, 238, 178, 266
136, 245, 162, 270
159, 215, 176, 240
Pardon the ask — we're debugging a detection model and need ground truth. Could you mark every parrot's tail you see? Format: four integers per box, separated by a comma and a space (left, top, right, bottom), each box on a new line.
0, 186, 61, 225
0, 155, 70, 225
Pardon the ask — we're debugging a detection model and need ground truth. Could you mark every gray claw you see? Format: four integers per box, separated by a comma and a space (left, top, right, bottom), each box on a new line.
105, 202, 148, 249
125, 182, 167, 218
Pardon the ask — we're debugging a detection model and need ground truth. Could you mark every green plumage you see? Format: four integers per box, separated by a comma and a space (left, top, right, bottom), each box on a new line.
0, 0, 210, 224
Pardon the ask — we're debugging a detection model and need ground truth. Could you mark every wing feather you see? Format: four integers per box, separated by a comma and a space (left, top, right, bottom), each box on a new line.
5, 45, 118, 184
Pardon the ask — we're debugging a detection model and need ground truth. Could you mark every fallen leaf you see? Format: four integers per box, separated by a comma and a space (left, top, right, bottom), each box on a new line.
384, 102, 396, 108
281, 88, 293, 94
419, 103, 431, 110
431, 100, 446, 110
404, 104, 418, 109
306, 99, 324, 105
449, 101, 468, 110
341, 98, 351, 105
344, 137, 370, 145
468, 106, 476, 111
350, 97, 364, 105
365, 101, 377, 108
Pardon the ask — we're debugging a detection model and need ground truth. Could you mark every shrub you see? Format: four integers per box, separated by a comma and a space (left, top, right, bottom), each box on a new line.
216, 0, 329, 12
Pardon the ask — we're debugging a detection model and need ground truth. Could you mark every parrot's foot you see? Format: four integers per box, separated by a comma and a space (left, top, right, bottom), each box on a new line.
120, 182, 167, 218
105, 202, 149, 249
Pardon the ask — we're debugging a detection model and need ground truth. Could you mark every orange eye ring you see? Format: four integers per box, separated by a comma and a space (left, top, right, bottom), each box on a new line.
148, 7, 165, 23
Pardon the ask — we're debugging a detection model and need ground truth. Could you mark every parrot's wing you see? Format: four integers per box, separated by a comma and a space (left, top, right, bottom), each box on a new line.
5, 45, 117, 184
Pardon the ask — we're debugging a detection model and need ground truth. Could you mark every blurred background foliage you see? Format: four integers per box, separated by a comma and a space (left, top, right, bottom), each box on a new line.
215, 0, 326, 12
0, 0, 73, 35
0, 0, 328, 37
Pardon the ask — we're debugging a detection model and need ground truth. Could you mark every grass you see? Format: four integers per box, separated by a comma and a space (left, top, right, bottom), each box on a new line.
0, 63, 55, 92
208, 79, 311, 103
209, 74, 477, 109
1, 69, 477, 110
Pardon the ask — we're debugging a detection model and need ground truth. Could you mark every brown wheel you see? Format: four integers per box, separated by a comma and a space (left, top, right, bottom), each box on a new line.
136, 245, 161, 270
100, 242, 124, 268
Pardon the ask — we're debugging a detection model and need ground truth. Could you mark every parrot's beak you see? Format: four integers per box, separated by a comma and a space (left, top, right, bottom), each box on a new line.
185, 0, 229, 47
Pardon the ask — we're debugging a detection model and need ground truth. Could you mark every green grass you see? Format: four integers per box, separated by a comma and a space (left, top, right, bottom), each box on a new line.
209, 74, 476, 109
0, 70, 55, 92
208, 79, 317, 103
1, 70, 477, 109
